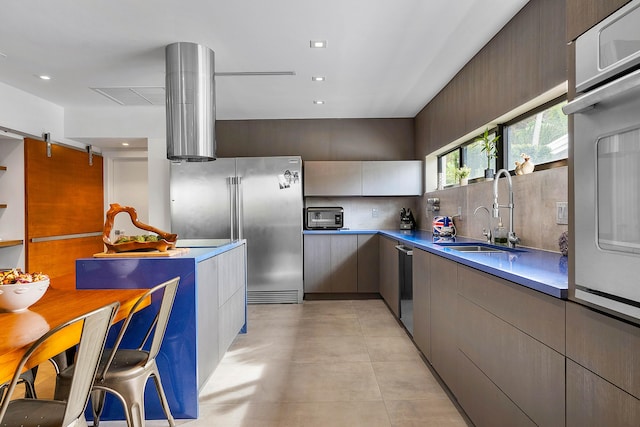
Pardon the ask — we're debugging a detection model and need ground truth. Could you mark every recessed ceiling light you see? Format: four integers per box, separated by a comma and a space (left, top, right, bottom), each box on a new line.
312, 76, 326, 82
310, 40, 327, 48
38, 75, 51, 80
313, 100, 325, 105
122, 142, 130, 146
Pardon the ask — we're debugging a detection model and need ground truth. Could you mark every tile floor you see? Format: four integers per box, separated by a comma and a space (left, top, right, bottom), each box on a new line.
39, 299, 470, 426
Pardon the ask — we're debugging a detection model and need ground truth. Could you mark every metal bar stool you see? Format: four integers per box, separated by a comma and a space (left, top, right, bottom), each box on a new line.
0, 302, 119, 427
55, 276, 180, 427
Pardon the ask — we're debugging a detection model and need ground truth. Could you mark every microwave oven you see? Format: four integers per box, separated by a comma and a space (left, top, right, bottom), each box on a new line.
305, 207, 344, 230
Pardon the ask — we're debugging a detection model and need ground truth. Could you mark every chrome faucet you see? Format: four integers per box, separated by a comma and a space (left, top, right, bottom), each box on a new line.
473, 206, 492, 243
492, 169, 520, 248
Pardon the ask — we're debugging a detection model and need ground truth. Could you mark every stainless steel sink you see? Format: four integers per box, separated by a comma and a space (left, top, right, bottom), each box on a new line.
446, 245, 506, 253
436, 242, 525, 253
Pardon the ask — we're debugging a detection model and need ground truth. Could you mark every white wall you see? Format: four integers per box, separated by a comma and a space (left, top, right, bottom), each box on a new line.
0, 137, 25, 269
64, 106, 165, 139
102, 149, 150, 237
0, 81, 65, 141
65, 106, 170, 230
147, 138, 171, 231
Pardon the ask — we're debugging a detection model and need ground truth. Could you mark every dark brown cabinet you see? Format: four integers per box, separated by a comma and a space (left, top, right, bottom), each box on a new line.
303, 234, 357, 293
303, 234, 331, 293
382, 238, 640, 426
565, 302, 640, 426
567, 359, 640, 427
411, 248, 431, 361
356, 234, 379, 293
303, 233, 379, 294
429, 254, 459, 395
566, 0, 630, 41
457, 265, 565, 427
420, 255, 566, 427
330, 234, 358, 293
379, 236, 399, 317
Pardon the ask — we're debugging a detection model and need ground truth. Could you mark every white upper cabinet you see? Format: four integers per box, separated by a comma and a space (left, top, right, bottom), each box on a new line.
362, 161, 423, 196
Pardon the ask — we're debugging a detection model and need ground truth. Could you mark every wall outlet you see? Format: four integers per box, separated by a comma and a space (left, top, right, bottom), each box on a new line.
372, 208, 379, 218
556, 202, 568, 225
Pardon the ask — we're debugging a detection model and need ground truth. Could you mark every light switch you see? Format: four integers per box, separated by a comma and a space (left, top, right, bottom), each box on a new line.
556, 202, 568, 225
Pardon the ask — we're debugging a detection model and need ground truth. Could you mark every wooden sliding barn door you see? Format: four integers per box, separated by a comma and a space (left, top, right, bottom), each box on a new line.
25, 137, 104, 289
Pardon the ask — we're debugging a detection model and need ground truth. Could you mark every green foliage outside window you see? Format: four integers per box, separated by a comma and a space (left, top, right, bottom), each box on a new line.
442, 150, 460, 187
506, 102, 568, 169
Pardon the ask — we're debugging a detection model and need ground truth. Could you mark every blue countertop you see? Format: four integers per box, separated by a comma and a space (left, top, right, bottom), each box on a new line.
177, 240, 245, 262
304, 229, 568, 299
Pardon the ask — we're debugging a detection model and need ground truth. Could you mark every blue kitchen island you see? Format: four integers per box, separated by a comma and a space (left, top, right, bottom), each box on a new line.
75, 240, 247, 420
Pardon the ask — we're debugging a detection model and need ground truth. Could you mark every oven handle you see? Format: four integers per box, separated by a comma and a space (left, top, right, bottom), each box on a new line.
395, 245, 413, 255
563, 68, 640, 115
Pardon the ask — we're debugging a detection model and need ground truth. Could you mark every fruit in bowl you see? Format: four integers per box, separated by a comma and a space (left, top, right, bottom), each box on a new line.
0, 269, 50, 312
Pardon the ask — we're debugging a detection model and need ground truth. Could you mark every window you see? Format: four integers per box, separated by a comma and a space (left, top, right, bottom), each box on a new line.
463, 132, 497, 179
439, 149, 460, 187
436, 98, 567, 188
438, 129, 498, 187
505, 100, 568, 170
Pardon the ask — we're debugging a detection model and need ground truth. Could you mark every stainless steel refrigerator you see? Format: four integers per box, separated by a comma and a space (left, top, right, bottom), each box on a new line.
170, 156, 303, 303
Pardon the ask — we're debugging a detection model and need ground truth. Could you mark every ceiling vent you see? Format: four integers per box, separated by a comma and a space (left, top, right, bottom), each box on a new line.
165, 42, 216, 162
91, 87, 165, 106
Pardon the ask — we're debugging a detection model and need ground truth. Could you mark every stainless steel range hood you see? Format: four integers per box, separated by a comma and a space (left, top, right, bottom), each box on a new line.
165, 42, 216, 161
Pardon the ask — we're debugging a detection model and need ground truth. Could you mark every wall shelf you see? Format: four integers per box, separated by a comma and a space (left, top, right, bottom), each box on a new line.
0, 166, 6, 171
0, 204, 6, 209
0, 240, 23, 248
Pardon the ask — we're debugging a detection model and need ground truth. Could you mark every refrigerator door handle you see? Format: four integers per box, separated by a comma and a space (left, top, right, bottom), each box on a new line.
237, 176, 244, 240
229, 176, 237, 241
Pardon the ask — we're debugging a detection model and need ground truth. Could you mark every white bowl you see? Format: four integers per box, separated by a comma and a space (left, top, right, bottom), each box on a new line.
0, 279, 50, 312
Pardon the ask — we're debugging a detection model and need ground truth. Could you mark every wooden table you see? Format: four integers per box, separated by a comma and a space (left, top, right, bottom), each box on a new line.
0, 287, 148, 384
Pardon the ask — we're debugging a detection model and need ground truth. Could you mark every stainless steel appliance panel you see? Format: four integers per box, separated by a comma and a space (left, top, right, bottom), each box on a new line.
570, 86, 640, 319
236, 157, 303, 299
170, 158, 236, 240
565, 0, 640, 321
396, 244, 413, 335
575, 0, 640, 92
170, 156, 303, 304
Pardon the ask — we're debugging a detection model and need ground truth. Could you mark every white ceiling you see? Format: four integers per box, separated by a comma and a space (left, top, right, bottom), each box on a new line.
0, 0, 528, 148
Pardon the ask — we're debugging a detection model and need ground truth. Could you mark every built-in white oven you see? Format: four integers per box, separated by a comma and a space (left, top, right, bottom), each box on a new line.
564, 0, 640, 322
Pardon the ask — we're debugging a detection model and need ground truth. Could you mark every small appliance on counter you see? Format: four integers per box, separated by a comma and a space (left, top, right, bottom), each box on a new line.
400, 208, 416, 230
305, 207, 344, 230
433, 216, 456, 237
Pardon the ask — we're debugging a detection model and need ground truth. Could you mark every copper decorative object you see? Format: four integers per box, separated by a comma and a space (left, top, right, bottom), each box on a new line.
102, 204, 177, 253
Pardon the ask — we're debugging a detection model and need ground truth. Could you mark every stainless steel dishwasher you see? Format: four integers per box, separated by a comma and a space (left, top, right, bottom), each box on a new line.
395, 244, 413, 335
